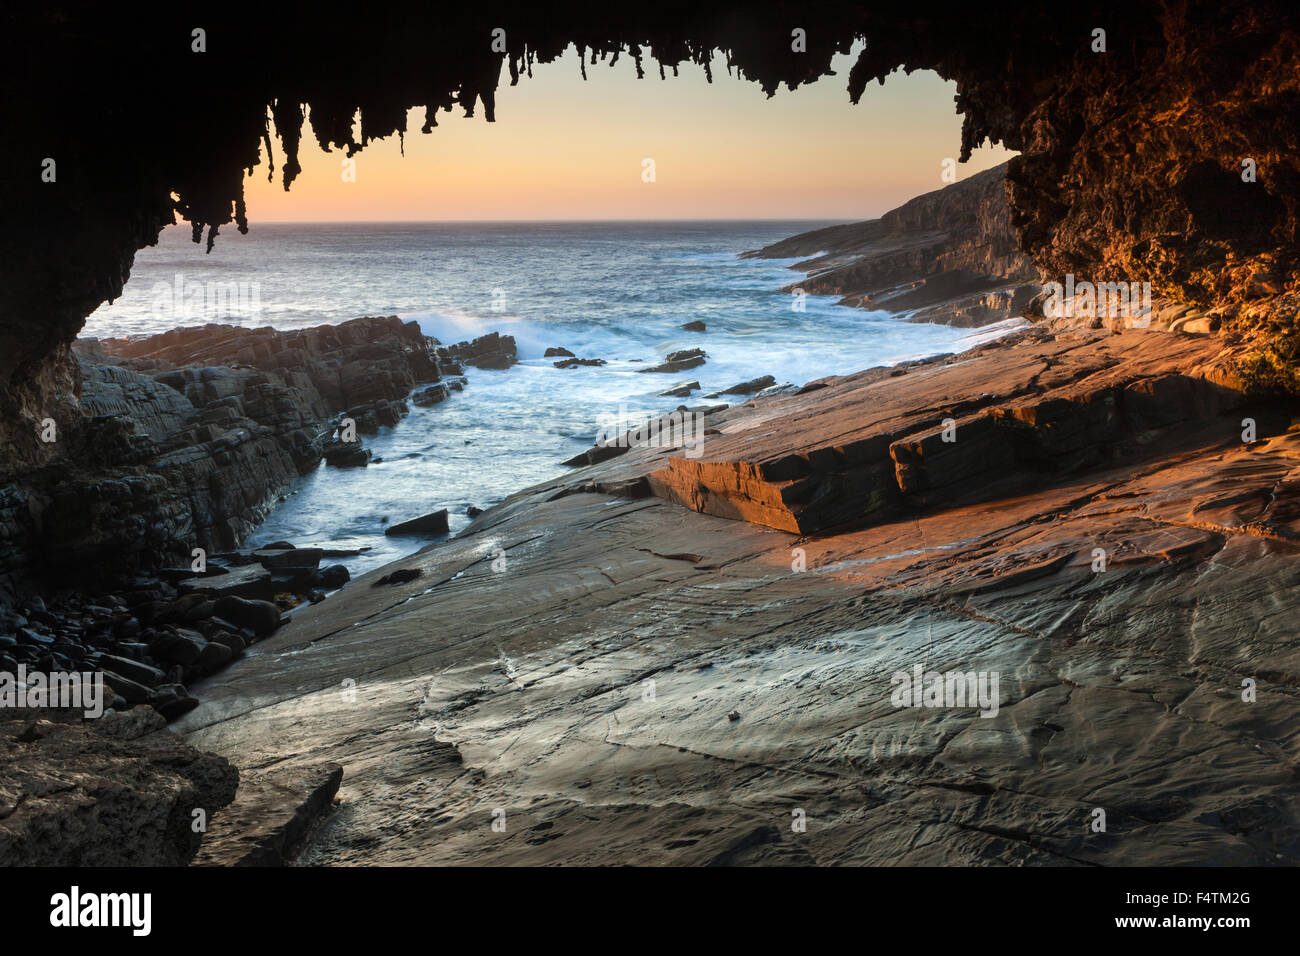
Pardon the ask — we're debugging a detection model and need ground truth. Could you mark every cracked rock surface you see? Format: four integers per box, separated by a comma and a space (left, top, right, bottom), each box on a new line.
178, 327, 1300, 865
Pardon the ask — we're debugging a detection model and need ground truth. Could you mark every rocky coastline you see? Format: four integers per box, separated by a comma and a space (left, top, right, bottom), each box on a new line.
173, 314, 1300, 866
5, 173, 1299, 866
3, 0, 1299, 874
0, 317, 517, 725
742, 163, 1040, 328
7, 295, 1300, 865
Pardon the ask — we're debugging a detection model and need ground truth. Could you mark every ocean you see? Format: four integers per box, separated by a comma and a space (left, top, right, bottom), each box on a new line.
85, 221, 1016, 577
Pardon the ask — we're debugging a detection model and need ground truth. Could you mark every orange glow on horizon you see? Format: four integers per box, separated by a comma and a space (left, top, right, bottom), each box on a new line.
242, 46, 1015, 223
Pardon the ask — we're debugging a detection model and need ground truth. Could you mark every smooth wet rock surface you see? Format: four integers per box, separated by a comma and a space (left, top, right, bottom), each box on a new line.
178, 327, 1300, 865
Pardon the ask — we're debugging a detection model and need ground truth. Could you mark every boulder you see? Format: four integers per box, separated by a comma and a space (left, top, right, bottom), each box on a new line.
254, 547, 323, 571
86, 652, 164, 687
198, 640, 234, 672
96, 669, 152, 704
178, 563, 275, 602
148, 629, 207, 665
212, 597, 282, 638
384, 509, 450, 536
721, 375, 776, 395
323, 441, 370, 468
638, 348, 707, 374
313, 564, 351, 590
149, 684, 201, 722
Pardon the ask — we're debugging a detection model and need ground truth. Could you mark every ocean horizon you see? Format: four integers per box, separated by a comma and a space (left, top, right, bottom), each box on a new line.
86, 220, 1015, 577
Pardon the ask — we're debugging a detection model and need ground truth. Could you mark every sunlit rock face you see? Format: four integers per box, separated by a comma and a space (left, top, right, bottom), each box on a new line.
0, 2, 1297, 473
744, 163, 1040, 327
1001, 5, 1300, 314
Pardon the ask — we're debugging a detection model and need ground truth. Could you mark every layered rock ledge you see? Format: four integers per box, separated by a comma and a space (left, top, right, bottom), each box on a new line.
744, 163, 1039, 328
642, 327, 1256, 534
176, 322, 1300, 865
0, 317, 515, 593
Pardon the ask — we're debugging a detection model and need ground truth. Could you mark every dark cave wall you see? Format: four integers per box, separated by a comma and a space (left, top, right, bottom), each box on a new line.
1, 2, 1298, 476
1004, 3, 1300, 314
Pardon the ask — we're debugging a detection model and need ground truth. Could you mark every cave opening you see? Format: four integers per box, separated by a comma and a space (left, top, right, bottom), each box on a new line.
5, 4, 1300, 877
92, 44, 1014, 333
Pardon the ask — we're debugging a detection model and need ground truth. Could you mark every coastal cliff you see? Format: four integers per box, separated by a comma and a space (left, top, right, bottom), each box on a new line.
1, 316, 442, 591
743, 163, 1039, 327
0, 317, 518, 594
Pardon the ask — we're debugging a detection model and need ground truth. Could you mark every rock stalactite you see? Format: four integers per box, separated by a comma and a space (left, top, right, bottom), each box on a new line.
2, 4, 1298, 462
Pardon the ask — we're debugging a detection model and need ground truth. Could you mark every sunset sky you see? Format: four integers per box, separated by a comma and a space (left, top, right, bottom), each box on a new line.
244, 43, 1014, 222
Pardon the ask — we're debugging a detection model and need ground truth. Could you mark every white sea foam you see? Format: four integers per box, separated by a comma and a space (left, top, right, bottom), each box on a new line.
87, 221, 1018, 578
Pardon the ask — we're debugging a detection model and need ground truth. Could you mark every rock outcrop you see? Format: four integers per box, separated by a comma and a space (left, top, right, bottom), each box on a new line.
745, 163, 1039, 327
554, 357, 606, 369
176, 324, 1300, 865
0, 316, 448, 593
385, 509, 450, 537
638, 348, 707, 374
437, 332, 518, 371
642, 327, 1256, 533
0, 707, 238, 866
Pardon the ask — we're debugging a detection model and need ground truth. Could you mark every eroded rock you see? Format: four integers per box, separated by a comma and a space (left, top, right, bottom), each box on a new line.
0, 709, 238, 866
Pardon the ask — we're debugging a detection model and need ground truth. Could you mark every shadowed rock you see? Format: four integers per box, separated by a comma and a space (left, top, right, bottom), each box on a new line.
192, 763, 343, 867
639, 348, 707, 374
0, 707, 238, 866
438, 333, 517, 370
385, 510, 450, 536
